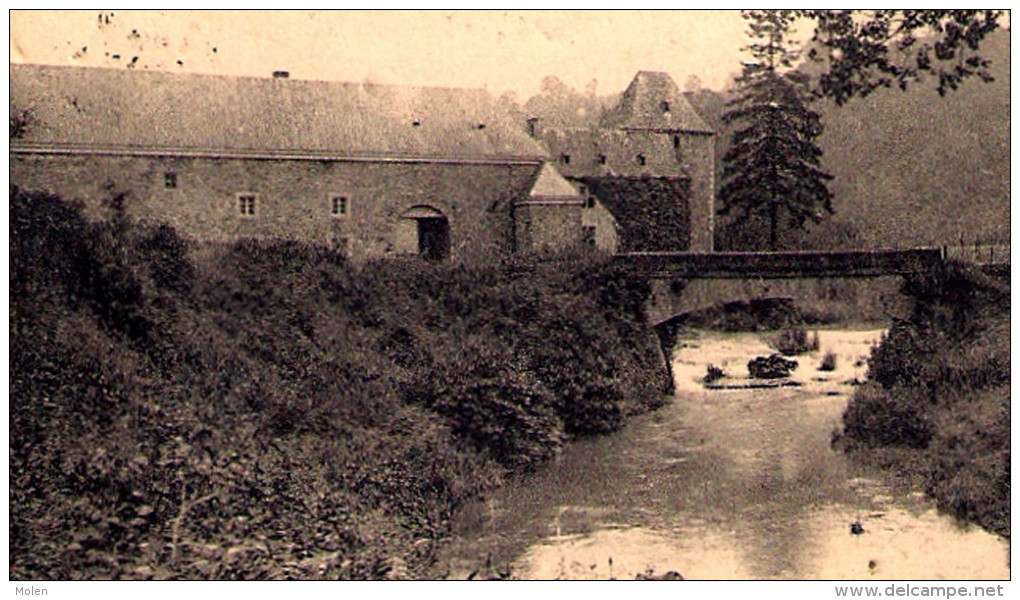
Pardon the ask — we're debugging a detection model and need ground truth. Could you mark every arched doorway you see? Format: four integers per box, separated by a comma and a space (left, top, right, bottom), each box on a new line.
401, 205, 450, 261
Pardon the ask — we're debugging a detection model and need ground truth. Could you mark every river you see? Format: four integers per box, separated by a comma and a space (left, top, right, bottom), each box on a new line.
438, 329, 1010, 580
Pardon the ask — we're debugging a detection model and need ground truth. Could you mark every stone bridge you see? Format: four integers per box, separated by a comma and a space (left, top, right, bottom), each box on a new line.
613, 248, 946, 326
610, 247, 1007, 392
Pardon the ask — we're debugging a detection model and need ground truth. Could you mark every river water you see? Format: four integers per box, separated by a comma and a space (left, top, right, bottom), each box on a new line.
439, 329, 1010, 580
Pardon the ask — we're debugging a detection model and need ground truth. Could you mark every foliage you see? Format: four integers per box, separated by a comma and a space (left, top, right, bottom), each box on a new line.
839, 262, 1010, 536
10, 108, 33, 139
770, 327, 819, 355
747, 354, 798, 379
10, 187, 668, 579
819, 351, 838, 372
578, 176, 692, 252
703, 365, 725, 384
800, 10, 1004, 104
841, 384, 933, 448
719, 10, 834, 250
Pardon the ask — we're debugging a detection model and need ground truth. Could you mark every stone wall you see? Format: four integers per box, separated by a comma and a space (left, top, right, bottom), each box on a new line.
676, 132, 715, 252
581, 200, 620, 253
513, 201, 583, 253
11, 153, 542, 263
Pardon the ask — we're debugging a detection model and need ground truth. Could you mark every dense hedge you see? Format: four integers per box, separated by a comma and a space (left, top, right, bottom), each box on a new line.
837, 262, 1010, 537
10, 186, 669, 579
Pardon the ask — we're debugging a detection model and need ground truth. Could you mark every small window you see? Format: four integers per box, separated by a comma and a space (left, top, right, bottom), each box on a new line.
582, 225, 596, 246
673, 135, 681, 149
164, 171, 177, 188
637, 154, 647, 166
598, 154, 607, 165
586, 196, 596, 209
578, 184, 587, 195
237, 193, 257, 216
561, 154, 571, 165
662, 100, 671, 112
331, 195, 349, 217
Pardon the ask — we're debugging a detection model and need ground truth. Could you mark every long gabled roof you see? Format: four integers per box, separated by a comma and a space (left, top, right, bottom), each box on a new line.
9, 63, 548, 163
600, 71, 712, 134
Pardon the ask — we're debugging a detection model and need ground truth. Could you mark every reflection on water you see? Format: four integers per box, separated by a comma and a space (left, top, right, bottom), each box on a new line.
440, 330, 1010, 580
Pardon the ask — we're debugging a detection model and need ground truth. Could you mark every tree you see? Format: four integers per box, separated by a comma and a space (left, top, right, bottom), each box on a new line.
719, 10, 834, 251
800, 10, 1005, 105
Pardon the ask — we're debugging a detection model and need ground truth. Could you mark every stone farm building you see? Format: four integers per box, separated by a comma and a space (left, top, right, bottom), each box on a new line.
530, 70, 715, 253
10, 63, 584, 262
10, 65, 714, 261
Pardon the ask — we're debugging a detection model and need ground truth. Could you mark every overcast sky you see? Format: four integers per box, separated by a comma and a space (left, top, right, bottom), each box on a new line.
10, 10, 764, 99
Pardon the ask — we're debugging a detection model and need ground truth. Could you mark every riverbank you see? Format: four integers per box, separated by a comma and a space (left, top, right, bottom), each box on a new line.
10, 188, 669, 579
836, 263, 1010, 538
434, 329, 1009, 580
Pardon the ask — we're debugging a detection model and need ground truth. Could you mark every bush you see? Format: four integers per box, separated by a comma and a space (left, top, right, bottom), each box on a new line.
675, 297, 800, 332
770, 327, 819, 355
839, 262, 1010, 537
841, 384, 933, 449
703, 364, 725, 384
748, 354, 798, 379
819, 351, 838, 372
10, 187, 669, 579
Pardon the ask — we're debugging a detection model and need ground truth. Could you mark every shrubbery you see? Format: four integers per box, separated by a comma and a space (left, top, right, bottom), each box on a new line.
838, 262, 1010, 537
770, 327, 819, 356
10, 186, 668, 579
818, 351, 837, 372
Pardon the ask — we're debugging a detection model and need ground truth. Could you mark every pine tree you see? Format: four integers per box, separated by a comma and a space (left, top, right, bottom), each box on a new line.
719, 10, 834, 251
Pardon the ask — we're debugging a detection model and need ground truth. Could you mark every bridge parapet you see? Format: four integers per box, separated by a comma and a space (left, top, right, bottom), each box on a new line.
615, 248, 944, 279
943, 244, 1010, 266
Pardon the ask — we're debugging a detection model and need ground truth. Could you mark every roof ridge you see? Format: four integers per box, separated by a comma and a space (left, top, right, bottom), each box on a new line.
10, 63, 548, 160
9, 61, 494, 95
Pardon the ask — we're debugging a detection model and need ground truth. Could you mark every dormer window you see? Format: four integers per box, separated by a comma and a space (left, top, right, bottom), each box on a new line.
412, 120, 421, 127
561, 154, 571, 165
477, 123, 486, 130
662, 100, 670, 112
598, 154, 607, 165
637, 154, 647, 166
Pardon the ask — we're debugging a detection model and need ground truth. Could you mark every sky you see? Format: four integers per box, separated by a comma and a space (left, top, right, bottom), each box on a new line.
10, 10, 759, 99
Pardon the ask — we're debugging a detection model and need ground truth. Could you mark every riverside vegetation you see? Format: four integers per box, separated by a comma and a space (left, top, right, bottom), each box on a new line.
10, 186, 669, 580
837, 263, 1010, 538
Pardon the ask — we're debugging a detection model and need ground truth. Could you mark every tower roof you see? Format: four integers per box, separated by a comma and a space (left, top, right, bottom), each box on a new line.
601, 71, 713, 134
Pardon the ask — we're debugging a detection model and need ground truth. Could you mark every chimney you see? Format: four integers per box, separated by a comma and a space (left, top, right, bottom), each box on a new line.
526, 117, 540, 138
273, 70, 290, 79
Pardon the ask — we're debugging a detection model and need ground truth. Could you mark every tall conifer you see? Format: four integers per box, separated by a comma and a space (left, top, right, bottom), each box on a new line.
719, 10, 833, 250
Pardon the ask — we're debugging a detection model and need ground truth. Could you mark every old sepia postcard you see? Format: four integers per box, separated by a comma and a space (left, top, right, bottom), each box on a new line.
9, 9, 1010, 589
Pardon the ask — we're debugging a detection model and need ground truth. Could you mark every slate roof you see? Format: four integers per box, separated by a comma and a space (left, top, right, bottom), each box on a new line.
600, 71, 712, 134
9, 63, 548, 162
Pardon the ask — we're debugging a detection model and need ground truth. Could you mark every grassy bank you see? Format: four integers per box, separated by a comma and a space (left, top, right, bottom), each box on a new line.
835, 263, 1010, 538
10, 187, 669, 579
